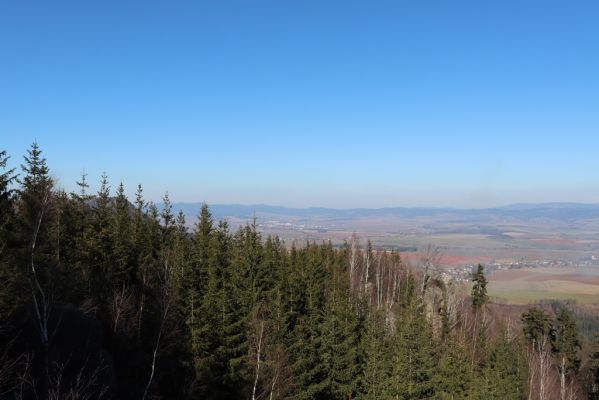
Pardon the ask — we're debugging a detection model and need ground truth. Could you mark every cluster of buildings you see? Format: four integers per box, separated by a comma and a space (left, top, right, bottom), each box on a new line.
440, 254, 599, 283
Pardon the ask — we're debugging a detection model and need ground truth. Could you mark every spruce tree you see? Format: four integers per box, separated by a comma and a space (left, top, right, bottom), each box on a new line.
112, 182, 134, 285
18, 142, 54, 248
190, 203, 213, 304
320, 277, 358, 399
89, 172, 114, 302
552, 306, 581, 399
522, 307, 553, 345
161, 192, 175, 245
434, 339, 472, 399
359, 311, 392, 400
392, 305, 436, 399
69, 171, 93, 294
480, 328, 527, 400
185, 203, 215, 381
195, 220, 234, 398
552, 307, 581, 374
17, 142, 55, 293
288, 310, 327, 400
471, 264, 488, 311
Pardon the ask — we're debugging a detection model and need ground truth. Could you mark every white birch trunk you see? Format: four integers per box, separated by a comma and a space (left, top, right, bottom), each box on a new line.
252, 320, 265, 400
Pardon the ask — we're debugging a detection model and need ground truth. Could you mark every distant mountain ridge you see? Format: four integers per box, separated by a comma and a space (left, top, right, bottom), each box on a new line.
165, 202, 599, 222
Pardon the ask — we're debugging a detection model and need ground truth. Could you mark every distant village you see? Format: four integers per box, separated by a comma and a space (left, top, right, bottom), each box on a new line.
442, 255, 599, 283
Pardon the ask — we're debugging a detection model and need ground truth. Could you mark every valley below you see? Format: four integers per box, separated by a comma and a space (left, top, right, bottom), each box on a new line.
174, 202, 599, 304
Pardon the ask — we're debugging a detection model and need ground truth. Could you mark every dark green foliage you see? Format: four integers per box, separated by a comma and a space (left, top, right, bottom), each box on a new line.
522, 307, 553, 345
358, 311, 392, 400
88, 172, 114, 304
16, 143, 55, 299
0, 144, 548, 400
480, 330, 527, 399
111, 182, 134, 285
17, 142, 54, 259
552, 307, 581, 374
320, 279, 358, 399
0, 150, 18, 317
434, 340, 472, 399
392, 305, 436, 399
440, 303, 450, 340
0, 150, 16, 254
471, 264, 488, 311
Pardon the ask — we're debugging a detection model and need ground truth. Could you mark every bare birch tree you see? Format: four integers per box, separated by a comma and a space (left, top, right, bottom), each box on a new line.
419, 244, 441, 299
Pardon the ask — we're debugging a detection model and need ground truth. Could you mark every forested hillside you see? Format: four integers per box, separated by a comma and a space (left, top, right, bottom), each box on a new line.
0, 143, 597, 399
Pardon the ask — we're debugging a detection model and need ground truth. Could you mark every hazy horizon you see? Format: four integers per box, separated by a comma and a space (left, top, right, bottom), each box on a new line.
161, 200, 599, 211
3, 140, 599, 209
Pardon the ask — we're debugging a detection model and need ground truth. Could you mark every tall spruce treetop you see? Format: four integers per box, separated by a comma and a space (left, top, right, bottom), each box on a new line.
161, 192, 174, 229
20, 142, 51, 193
132, 184, 145, 249
90, 173, 114, 291
18, 143, 55, 263
114, 182, 128, 212
19, 142, 53, 224
194, 202, 214, 264
96, 172, 110, 209
191, 202, 213, 301
175, 210, 186, 235
471, 264, 488, 311
75, 170, 90, 200
112, 182, 133, 284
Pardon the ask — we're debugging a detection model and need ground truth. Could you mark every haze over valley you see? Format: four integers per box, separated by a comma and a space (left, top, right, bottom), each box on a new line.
173, 201, 599, 263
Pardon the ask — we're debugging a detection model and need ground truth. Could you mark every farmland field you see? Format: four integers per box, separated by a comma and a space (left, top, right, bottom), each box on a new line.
487, 267, 599, 304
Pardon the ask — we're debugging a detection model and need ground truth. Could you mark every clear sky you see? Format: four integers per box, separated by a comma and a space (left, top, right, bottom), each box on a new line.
1, 1, 598, 208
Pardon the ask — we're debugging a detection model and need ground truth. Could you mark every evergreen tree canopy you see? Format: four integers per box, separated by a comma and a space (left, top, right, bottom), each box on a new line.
470, 264, 488, 311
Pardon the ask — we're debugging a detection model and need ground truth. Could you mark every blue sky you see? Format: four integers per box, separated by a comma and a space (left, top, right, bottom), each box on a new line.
1, 1, 598, 208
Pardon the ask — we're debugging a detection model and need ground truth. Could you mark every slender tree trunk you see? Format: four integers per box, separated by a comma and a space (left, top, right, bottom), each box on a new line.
538, 335, 550, 400
142, 303, 168, 400
375, 256, 381, 309
142, 260, 171, 400
30, 190, 51, 348
137, 267, 149, 344
268, 365, 278, 400
252, 320, 264, 400
471, 310, 478, 370
364, 249, 370, 298
388, 260, 393, 306
528, 343, 536, 400
560, 356, 566, 400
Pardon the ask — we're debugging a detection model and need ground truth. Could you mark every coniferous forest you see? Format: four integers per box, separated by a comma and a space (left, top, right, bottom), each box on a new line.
1, 143, 599, 400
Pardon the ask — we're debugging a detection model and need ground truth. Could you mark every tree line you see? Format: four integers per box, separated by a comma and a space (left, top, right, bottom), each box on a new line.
0, 143, 598, 399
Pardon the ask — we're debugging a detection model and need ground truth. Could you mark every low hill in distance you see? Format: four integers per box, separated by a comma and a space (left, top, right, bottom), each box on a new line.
171, 202, 599, 224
